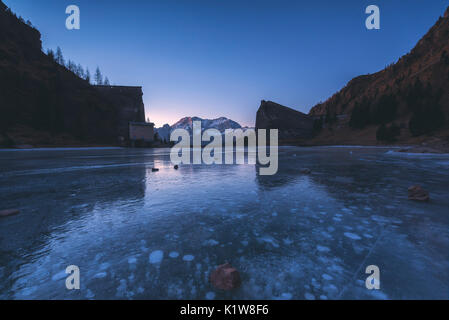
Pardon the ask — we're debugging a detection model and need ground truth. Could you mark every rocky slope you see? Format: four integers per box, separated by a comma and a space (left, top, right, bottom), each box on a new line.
306, 6, 449, 147
0, 1, 143, 147
255, 100, 314, 143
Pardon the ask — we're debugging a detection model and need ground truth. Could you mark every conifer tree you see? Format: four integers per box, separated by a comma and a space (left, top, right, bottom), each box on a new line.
55, 47, 64, 66
77, 64, 84, 78
94, 67, 103, 85
85, 68, 91, 84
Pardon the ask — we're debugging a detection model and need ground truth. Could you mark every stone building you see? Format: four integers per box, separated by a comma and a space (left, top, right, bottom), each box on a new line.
95, 85, 154, 145
129, 121, 154, 145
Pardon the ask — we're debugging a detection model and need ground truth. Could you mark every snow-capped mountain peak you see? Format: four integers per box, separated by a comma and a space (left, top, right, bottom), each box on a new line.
156, 116, 243, 141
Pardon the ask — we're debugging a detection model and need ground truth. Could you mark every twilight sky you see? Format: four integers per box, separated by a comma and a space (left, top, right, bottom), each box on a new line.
4, 0, 448, 127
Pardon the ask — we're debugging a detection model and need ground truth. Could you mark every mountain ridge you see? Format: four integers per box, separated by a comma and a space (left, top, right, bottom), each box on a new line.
0, 0, 145, 147
305, 6, 449, 147
156, 116, 243, 142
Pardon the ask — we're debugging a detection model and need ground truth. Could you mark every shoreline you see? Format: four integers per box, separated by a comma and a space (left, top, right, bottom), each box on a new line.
0, 146, 123, 152
1, 144, 448, 154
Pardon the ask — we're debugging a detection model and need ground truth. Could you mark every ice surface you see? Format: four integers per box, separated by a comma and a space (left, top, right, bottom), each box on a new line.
322, 274, 333, 281
317, 245, 330, 253
149, 251, 164, 264
99, 263, 111, 271
304, 293, 315, 300
51, 271, 66, 281
205, 292, 215, 300
344, 232, 362, 240
86, 289, 95, 299
203, 239, 219, 247
0, 146, 448, 299
93, 272, 107, 279
182, 255, 195, 262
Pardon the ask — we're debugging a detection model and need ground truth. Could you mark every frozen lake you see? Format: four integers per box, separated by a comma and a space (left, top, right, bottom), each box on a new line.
0, 147, 448, 299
